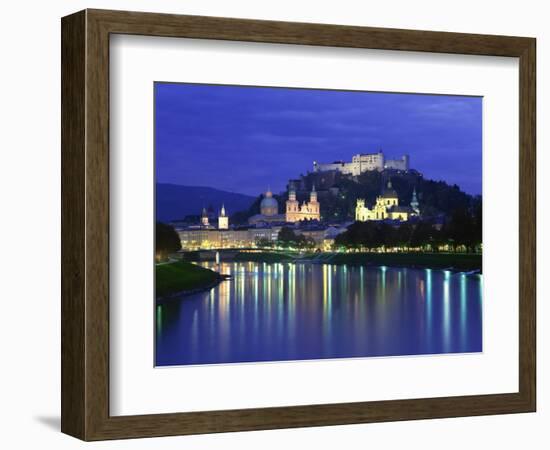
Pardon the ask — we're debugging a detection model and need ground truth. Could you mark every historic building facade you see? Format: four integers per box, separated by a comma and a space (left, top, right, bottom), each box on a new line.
260, 189, 278, 216
355, 182, 419, 222
285, 185, 320, 222
200, 207, 211, 227
313, 151, 409, 175
218, 205, 228, 230
248, 189, 287, 225
178, 226, 282, 250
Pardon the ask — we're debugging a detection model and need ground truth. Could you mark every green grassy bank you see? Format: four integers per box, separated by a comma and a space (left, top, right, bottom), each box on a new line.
328, 252, 481, 272
156, 261, 222, 298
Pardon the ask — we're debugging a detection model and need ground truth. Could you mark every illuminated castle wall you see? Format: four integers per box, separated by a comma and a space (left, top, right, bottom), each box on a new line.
313, 151, 409, 175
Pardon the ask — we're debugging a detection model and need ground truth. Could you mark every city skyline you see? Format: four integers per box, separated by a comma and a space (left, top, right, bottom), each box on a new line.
155, 82, 482, 196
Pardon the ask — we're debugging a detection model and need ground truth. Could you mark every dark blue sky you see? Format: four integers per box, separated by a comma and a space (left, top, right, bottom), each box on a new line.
155, 83, 482, 196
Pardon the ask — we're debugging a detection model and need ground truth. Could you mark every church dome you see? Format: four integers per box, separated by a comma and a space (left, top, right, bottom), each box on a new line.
260, 190, 278, 216
380, 180, 398, 199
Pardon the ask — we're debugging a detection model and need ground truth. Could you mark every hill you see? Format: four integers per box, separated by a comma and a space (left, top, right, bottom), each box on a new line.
156, 183, 256, 222
230, 170, 481, 224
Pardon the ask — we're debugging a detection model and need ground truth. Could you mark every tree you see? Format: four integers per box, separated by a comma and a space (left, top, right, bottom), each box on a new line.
156, 222, 181, 261
395, 223, 413, 249
277, 227, 315, 249
256, 237, 273, 249
446, 207, 479, 252
410, 222, 436, 250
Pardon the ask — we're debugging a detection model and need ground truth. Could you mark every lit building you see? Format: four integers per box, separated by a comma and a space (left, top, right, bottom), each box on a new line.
178, 226, 282, 250
200, 207, 210, 227
177, 201, 287, 249
248, 189, 286, 225
218, 204, 229, 229
355, 181, 418, 222
285, 185, 320, 222
260, 189, 278, 216
313, 151, 410, 175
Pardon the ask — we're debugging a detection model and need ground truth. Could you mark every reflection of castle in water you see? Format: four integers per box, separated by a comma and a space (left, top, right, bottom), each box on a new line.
156, 262, 483, 366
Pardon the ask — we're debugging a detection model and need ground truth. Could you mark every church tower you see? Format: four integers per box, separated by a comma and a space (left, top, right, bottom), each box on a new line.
310, 184, 317, 202
285, 185, 300, 222
201, 207, 209, 227
309, 184, 319, 215
410, 188, 420, 215
218, 204, 229, 229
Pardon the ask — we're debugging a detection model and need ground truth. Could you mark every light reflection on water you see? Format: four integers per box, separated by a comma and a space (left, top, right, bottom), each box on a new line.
156, 262, 483, 366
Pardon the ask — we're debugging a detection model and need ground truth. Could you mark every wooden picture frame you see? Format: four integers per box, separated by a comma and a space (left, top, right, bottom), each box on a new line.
61, 9, 536, 441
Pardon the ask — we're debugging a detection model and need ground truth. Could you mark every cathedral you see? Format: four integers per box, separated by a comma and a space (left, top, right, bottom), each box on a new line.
285, 185, 320, 222
355, 181, 419, 222
248, 189, 286, 225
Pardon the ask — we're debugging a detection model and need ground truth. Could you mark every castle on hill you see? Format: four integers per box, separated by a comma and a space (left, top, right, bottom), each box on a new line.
355, 181, 420, 222
313, 150, 409, 175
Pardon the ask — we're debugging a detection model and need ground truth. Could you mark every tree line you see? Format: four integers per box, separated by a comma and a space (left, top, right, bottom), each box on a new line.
334, 205, 482, 253
230, 170, 480, 224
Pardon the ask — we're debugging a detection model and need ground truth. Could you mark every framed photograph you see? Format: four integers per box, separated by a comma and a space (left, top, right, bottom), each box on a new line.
61, 9, 536, 440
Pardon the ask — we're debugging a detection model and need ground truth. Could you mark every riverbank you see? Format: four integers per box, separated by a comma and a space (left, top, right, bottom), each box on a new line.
233, 251, 481, 272
180, 250, 481, 272
323, 252, 481, 272
233, 251, 295, 263
156, 261, 225, 300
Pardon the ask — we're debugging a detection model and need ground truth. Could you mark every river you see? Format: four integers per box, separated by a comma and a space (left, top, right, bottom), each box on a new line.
156, 261, 482, 366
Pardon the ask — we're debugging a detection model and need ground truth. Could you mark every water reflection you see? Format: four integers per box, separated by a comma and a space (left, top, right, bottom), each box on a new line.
156, 262, 483, 366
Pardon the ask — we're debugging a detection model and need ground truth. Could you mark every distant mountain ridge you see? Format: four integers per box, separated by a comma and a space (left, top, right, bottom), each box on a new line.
156, 183, 256, 222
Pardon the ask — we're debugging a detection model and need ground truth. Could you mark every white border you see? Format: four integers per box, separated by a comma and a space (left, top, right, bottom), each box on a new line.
110, 35, 519, 416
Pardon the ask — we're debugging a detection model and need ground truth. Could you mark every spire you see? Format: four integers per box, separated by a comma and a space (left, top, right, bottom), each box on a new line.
410, 187, 420, 215
201, 206, 210, 226
310, 183, 318, 202
288, 183, 296, 202
387, 180, 392, 189
220, 204, 226, 217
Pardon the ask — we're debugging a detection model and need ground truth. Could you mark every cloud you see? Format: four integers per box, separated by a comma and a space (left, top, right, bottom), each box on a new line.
155, 84, 483, 195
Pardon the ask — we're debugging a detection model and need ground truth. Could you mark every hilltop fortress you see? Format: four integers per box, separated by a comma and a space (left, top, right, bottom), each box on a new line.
313, 151, 409, 175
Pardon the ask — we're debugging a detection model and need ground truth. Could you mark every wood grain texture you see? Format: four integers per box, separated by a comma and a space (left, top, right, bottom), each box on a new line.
61, 10, 86, 439
61, 9, 537, 441
518, 39, 536, 410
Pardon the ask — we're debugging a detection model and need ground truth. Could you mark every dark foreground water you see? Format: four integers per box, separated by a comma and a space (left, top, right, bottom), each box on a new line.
156, 262, 482, 366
